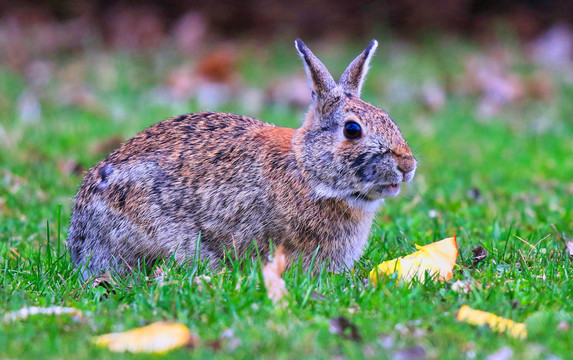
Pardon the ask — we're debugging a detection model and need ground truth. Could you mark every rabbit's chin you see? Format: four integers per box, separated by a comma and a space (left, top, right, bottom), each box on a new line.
347, 183, 399, 200
313, 183, 401, 211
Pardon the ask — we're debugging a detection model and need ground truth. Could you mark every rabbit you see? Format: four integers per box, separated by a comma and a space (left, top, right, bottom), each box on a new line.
67, 39, 417, 278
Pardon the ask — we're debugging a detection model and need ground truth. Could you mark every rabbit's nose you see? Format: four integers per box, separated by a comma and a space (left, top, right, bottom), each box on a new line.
397, 157, 416, 182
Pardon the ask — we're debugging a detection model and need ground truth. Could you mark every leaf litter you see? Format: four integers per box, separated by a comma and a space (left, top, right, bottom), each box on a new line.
92, 321, 199, 354
457, 305, 527, 339
3, 306, 85, 323
329, 316, 362, 342
370, 236, 458, 285
471, 245, 488, 266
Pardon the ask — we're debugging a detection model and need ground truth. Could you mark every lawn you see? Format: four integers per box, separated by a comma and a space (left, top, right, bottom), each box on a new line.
1, 36, 572, 359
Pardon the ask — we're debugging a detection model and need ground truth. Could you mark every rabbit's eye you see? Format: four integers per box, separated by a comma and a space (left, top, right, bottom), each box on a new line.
343, 121, 362, 139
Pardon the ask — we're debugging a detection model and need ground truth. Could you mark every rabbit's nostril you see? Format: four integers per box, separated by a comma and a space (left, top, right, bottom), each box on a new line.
397, 165, 410, 175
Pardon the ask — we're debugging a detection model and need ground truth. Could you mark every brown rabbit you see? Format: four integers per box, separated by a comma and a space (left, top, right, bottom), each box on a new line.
67, 39, 417, 277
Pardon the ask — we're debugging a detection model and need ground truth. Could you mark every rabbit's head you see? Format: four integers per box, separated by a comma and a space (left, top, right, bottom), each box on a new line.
293, 39, 417, 210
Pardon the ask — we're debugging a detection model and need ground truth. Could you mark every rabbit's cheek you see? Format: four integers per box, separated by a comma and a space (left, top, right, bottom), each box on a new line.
352, 152, 383, 182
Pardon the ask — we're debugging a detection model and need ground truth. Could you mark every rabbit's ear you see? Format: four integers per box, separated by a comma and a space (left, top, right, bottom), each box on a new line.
339, 40, 378, 97
295, 39, 337, 101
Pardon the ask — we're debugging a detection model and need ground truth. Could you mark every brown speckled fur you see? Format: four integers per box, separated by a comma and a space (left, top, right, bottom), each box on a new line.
67, 39, 417, 277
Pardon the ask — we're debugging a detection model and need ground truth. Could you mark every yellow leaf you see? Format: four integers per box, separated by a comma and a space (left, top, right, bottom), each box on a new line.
370, 236, 458, 284
2, 306, 84, 322
457, 305, 527, 339
93, 322, 197, 353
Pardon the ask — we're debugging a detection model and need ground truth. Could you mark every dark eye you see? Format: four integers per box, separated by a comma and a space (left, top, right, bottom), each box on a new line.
343, 121, 362, 139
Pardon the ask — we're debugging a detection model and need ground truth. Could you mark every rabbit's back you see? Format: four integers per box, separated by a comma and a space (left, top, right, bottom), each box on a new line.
69, 112, 293, 273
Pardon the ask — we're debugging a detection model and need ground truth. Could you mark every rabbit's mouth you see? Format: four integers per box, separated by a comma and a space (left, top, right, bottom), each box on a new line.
378, 184, 401, 197
349, 183, 401, 202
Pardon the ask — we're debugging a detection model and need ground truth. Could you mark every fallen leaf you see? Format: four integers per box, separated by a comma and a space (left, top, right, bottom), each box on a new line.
18, 89, 41, 124
3, 306, 84, 323
93, 321, 198, 353
196, 46, 238, 83
421, 82, 445, 111
557, 321, 570, 331
105, 6, 165, 50
220, 329, 241, 350
393, 345, 426, 360
471, 245, 488, 266
205, 338, 223, 352
57, 159, 84, 176
262, 245, 288, 303
378, 334, 396, 349
457, 305, 527, 339
529, 23, 573, 70
173, 12, 207, 54
329, 316, 362, 342
266, 76, 311, 109
485, 346, 513, 360
90, 136, 123, 156
92, 272, 117, 290
310, 291, 326, 301
451, 279, 474, 294
566, 241, 573, 257
394, 321, 427, 338
193, 274, 212, 291
467, 187, 482, 202
370, 236, 458, 285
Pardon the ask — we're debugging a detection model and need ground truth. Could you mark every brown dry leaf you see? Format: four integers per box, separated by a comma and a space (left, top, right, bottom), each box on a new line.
145, 267, 166, 284
92, 272, 118, 295
329, 316, 362, 342
526, 71, 555, 101
93, 321, 198, 353
471, 245, 488, 266
205, 338, 223, 352
262, 245, 288, 303
196, 46, 238, 84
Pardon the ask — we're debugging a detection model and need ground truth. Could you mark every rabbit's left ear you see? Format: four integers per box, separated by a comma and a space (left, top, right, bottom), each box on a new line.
339, 40, 378, 97
295, 39, 337, 102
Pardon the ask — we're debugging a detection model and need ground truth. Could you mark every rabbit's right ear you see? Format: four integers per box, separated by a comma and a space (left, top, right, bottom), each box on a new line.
339, 40, 378, 97
295, 39, 337, 102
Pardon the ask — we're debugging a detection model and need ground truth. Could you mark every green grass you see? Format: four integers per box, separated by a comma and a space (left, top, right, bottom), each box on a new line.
1, 37, 572, 359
